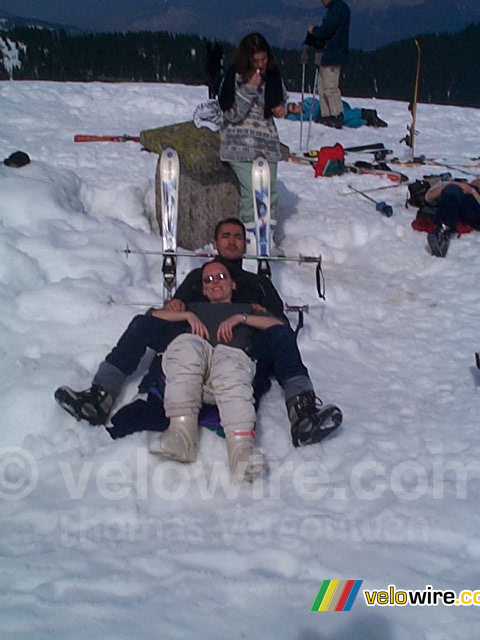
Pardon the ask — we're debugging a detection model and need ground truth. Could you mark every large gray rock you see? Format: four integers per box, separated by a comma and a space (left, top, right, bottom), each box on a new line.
141, 121, 239, 250
140, 121, 289, 250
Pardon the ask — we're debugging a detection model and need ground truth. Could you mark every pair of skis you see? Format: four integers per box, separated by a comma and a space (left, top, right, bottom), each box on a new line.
157, 148, 324, 301
158, 149, 273, 300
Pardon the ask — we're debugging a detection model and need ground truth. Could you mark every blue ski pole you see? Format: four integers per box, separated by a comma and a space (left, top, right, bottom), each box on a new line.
348, 184, 393, 217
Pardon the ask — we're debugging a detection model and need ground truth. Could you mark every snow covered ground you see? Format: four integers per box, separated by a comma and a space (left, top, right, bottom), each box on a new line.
1, 80, 480, 639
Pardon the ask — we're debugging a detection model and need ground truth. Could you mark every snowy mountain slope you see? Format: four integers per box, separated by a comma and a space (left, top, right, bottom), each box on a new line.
1, 80, 480, 638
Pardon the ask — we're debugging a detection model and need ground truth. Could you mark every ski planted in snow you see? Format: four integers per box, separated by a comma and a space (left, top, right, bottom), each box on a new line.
400, 38, 421, 159
159, 146, 179, 301
74, 134, 141, 143
251, 155, 272, 277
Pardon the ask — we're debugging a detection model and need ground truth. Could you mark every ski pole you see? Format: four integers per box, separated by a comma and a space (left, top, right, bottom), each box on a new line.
306, 65, 318, 151
299, 48, 309, 151
341, 182, 408, 195
118, 245, 323, 264
347, 185, 393, 217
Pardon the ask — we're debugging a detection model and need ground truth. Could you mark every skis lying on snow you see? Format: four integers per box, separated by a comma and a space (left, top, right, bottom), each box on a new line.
290, 143, 393, 163
288, 152, 407, 183
74, 134, 141, 143
251, 155, 272, 277
344, 143, 392, 161
392, 157, 479, 177
119, 246, 326, 300
346, 162, 409, 183
159, 146, 179, 301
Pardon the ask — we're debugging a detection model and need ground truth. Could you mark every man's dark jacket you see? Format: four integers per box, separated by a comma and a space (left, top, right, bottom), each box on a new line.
307, 0, 350, 67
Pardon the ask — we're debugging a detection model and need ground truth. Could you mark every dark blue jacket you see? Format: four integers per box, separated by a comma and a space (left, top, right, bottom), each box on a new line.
311, 0, 350, 66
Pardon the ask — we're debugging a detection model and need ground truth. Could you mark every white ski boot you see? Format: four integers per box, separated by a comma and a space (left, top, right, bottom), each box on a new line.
225, 430, 267, 483
149, 415, 198, 463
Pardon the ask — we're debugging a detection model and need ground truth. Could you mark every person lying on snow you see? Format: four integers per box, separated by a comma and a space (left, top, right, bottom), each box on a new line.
286, 98, 387, 128
55, 218, 342, 449
426, 178, 480, 257
148, 259, 284, 483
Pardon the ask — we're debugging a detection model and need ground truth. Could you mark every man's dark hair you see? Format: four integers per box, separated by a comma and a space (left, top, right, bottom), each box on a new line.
213, 217, 246, 241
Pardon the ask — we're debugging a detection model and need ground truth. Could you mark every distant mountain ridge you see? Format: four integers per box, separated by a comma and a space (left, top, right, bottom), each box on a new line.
1, 1, 480, 51
0, 8, 81, 36
1, 10, 479, 107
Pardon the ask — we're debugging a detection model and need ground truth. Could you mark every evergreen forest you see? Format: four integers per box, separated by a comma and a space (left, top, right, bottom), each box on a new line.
1, 23, 479, 108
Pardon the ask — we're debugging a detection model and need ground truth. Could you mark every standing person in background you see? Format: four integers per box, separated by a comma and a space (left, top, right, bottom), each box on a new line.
304, 0, 350, 129
218, 32, 287, 251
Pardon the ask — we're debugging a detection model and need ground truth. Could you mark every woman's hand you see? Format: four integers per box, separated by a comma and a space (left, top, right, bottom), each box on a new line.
216, 314, 243, 343
186, 312, 210, 340
248, 68, 262, 88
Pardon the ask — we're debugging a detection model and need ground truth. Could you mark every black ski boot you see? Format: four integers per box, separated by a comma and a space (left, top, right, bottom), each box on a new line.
361, 108, 388, 128
427, 224, 451, 257
316, 114, 343, 129
287, 391, 343, 447
54, 384, 113, 426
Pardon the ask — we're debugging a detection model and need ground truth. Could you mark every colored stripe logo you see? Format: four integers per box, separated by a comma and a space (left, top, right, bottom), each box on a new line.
311, 580, 363, 611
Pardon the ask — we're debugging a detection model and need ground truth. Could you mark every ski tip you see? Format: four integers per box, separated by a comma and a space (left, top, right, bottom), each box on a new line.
162, 146, 178, 156
476, 353, 480, 369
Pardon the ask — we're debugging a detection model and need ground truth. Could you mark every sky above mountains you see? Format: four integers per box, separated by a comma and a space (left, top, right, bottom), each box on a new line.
1, 0, 480, 50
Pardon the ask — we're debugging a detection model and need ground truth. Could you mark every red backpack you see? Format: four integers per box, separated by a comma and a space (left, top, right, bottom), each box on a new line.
314, 143, 345, 177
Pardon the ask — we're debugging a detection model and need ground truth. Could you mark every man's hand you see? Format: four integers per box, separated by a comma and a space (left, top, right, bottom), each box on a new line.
250, 302, 267, 313
164, 298, 186, 312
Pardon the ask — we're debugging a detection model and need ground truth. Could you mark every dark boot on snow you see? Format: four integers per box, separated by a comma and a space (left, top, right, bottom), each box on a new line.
427, 224, 451, 257
287, 390, 342, 447
316, 113, 344, 129
361, 108, 388, 127
54, 384, 113, 425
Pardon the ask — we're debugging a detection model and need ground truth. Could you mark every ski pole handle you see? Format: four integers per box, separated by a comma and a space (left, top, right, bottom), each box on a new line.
376, 201, 393, 217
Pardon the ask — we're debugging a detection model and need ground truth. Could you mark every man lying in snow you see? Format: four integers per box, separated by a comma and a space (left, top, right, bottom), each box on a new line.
287, 98, 387, 129
55, 218, 343, 449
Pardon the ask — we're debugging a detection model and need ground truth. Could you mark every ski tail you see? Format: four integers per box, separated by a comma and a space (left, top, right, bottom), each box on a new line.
251, 155, 272, 275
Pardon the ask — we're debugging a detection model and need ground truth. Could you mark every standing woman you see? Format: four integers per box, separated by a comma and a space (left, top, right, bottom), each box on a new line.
218, 33, 287, 248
